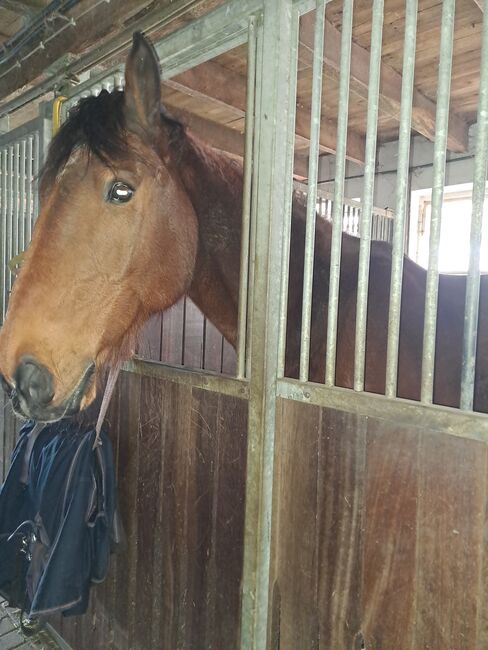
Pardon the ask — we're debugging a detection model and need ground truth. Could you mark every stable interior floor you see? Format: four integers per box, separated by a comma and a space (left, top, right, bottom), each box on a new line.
0, 600, 61, 650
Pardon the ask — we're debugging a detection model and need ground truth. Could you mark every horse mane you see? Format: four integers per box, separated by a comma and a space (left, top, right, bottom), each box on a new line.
40, 89, 184, 187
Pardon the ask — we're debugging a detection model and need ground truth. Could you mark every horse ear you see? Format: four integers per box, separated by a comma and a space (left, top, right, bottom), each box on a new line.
124, 32, 161, 136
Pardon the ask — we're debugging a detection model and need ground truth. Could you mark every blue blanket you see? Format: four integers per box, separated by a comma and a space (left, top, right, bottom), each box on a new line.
0, 420, 119, 617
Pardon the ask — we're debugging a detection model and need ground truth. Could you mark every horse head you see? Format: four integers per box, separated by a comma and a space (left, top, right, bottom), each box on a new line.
0, 33, 198, 420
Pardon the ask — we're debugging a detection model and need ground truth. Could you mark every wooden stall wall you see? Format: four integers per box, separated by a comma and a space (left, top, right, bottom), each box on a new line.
49, 370, 248, 649
270, 398, 488, 650
0, 389, 20, 484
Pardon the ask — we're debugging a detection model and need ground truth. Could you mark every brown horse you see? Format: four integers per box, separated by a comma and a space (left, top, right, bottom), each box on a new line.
0, 32, 486, 421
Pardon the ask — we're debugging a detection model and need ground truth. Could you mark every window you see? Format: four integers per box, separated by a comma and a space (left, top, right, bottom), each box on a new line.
409, 183, 488, 274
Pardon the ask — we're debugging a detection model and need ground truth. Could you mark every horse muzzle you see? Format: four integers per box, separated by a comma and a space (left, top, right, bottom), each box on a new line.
1, 357, 96, 422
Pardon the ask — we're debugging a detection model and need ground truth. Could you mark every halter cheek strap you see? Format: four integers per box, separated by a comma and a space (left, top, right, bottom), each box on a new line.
93, 362, 121, 449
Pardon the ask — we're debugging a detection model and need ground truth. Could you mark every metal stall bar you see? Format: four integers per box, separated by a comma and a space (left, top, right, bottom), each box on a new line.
277, 12, 299, 378
299, 0, 327, 382
7, 146, 13, 298
19, 139, 26, 254
420, 0, 455, 403
240, 2, 299, 647
353, 0, 384, 391
385, 0, 418, 398
245, 22, 264, 379
26, 136, 33, 245
324, 0, 353, 386
12, 143, 19, 271
460, 0, 488, 410
237, 16, 257, 379
1, 149, 6, 320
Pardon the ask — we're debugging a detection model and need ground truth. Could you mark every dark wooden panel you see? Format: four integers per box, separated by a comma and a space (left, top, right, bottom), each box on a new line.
316, 408, 366, 649
136, 313, 163, 361
362, 423, 419, 649
271, 400, 488, 650
414, 432, 488, 650
270, 399, 321, 649
48, 372, 247, 649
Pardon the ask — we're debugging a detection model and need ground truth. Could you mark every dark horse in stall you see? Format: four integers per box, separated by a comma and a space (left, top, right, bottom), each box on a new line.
0, 33, 487, 419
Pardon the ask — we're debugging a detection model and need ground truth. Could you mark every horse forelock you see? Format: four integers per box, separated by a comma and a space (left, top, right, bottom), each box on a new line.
40, 89, 184, 188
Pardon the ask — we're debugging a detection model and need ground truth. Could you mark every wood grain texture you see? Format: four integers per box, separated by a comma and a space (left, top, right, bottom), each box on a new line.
414, 432, 488, 650
362, 423, 419, 649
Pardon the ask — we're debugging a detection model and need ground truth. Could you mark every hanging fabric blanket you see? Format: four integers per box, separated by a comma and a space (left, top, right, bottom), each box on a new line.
0, 419, 120, 618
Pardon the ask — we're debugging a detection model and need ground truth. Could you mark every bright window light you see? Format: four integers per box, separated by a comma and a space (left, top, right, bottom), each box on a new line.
409, 183, 488, 274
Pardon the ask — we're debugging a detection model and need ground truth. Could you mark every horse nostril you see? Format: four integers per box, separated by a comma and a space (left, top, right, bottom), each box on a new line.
14, 357, 55, 407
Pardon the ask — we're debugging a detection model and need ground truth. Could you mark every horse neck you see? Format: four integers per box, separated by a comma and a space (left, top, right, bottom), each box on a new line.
174, 133, 244, 344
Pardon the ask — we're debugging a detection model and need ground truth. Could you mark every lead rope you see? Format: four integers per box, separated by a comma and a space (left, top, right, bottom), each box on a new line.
93, 362, 121, 449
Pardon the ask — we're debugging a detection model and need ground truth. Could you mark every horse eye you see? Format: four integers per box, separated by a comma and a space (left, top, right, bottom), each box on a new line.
107, 181, 134, 204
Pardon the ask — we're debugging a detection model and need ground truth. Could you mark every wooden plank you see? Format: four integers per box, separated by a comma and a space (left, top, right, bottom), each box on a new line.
299, 12, 469, 152
270, 399, 321, 649
213, 393, 247, 647
189, 387, 220, 648
316, 408, 366, 649
183, 297, 205, 369
414, 433, 488, 649
203, 319, 225, 373
168, 60, 366, 163
362, 422, 419, 649
134, 374, 164, 649
136, 312, 162, 361
221, 339, 236, 375
113, 371, 141, 650
161, 299, 185, 365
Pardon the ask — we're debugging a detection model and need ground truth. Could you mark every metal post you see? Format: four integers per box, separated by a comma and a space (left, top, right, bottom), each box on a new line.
277, 14, 299, 378
420, 0, 455, 403
299, 0, 327, 381
325, 0, 354, 386
237, 16, 257, 379
354, 0, 384, 391
385, 0, 418, 397
240, 1, 299, 647
460, 0, 488, 410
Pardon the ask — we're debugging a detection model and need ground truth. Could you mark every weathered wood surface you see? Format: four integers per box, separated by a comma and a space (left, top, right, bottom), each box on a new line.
271, 398, 488, 650
2, 378, 488, 649
51, 370, 247, 650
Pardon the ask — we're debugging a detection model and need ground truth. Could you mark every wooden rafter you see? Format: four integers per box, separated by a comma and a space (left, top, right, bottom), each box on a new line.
299, 13, 469, 153
167, 60, 366, 163
164, 99, 309, 176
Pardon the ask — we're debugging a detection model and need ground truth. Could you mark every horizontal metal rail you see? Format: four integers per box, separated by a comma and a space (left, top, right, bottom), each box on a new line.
125, 358, 249, 399
277, 378, 488, 443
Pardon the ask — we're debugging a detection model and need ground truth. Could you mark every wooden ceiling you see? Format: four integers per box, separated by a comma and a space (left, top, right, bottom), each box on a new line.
1, 0, 485, 170
0, 0, 50, 44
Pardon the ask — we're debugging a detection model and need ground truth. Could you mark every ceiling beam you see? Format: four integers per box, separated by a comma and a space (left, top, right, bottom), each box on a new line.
165, 100, 309, 176
167, 60, 366, 163
299, 13, 469, 153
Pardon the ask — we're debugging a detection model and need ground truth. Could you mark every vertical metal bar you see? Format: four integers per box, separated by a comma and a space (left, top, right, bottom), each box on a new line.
354, 0, 384, 391
420, 0, 455, 403
240, 1, 298, 646
277, 12, 300, 378
13, 142, 19, 265
26, 135, 33, 244
325, 0, 354, 386
460, 0, 488, 410
7, 146, 13, 298
33, 132, 39, 232
237, 16, 257, 379
0, 149, 6, 321
245, 20, 264, 379
385, 0, 418, 396
20, 139, 26, 254
299, 0, 327, 381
